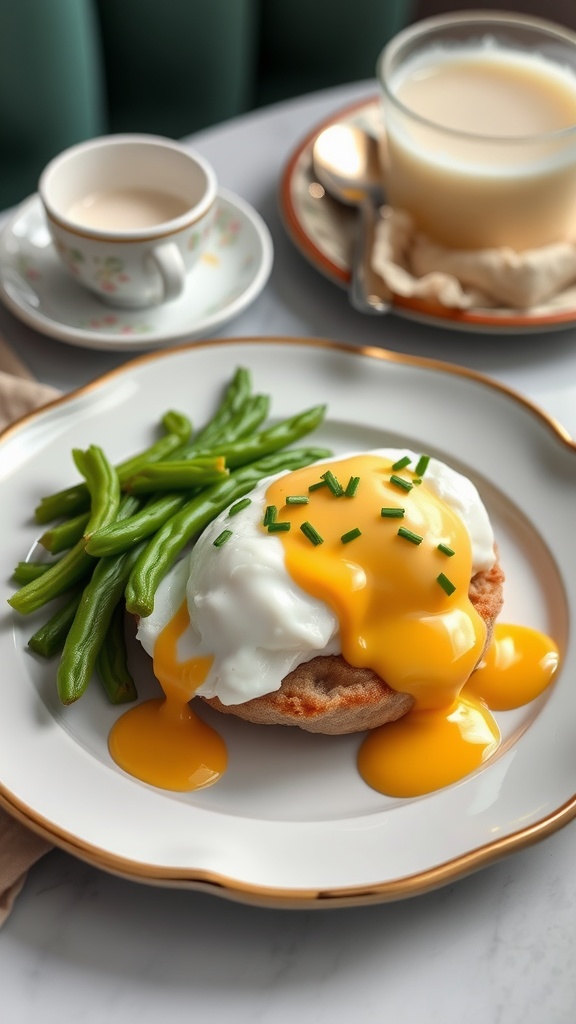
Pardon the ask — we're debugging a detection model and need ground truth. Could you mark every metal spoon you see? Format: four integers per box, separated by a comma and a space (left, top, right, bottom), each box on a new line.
312, 123, 390, 315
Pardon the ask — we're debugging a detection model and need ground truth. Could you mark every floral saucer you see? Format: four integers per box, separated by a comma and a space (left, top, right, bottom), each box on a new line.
0, 190, 273, 351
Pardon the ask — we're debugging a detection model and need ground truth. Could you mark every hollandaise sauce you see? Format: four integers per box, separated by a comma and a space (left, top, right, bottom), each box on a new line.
108, 453, 559, 798
108, 600, 227, 791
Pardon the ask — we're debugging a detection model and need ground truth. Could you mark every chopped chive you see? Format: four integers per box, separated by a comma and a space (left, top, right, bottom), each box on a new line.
437, 572, 456, 596
286, 495, 309, 505
268, 521, 291, 533
321, 470, 344, 496
213, 529, 233, 548
300, 521, 324, 546
228, 497, 251, 517
345, 476, 360, 497
437, 543, 455, 557
308, 480, 327, 492
397, 526, 423, 545
415, 454, 430, 476
390, 474, 413, 492
381, 506, 405, 519
263, 504, 277, 526
413, 478, 423, 486
341, 527, 361, 544
392, 455, 411, 471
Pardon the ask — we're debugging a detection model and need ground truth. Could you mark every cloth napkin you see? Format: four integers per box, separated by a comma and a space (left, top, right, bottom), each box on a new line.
0, 332, 59, 925
371, 205, 576, 311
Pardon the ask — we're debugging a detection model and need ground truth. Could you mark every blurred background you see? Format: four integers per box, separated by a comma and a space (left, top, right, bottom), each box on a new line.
1, 0, 576, 211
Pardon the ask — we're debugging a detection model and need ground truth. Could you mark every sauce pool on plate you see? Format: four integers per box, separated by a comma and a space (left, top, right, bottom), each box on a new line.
108, 601, 227, 791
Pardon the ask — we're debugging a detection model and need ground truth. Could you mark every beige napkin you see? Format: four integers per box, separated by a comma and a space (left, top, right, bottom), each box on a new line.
0, 336, 60, 430
0, 811, 54, 924
371, 205, 576, 311
0, 332, 59, 925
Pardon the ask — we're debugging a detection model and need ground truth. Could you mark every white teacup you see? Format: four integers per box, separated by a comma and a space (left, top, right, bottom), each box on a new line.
39, 134, 218, 308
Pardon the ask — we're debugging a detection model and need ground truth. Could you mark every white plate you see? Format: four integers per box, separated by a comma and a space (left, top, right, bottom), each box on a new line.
0, 192, 273, 351
0, 337, 575, 908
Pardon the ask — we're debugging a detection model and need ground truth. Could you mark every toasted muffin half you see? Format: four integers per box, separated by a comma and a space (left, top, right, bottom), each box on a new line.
200, 559, 505, 735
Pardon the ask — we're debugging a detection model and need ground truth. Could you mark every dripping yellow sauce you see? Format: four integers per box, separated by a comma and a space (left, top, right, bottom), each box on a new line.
358, 696, 501, 798
108, 453, 560, 798
108, 599, 226, 791
357, 624, 559, 798
464, 622, 559, 711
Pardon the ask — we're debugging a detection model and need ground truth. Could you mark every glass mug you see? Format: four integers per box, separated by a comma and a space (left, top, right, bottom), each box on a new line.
377, 12, 576, 251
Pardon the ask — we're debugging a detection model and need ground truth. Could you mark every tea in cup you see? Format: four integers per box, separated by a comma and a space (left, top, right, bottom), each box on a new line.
39, 134, 218, 307
377, 12, 576, 251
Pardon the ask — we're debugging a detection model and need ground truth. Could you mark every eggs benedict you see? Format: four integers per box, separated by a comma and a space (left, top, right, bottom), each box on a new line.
106, 446, 559, 798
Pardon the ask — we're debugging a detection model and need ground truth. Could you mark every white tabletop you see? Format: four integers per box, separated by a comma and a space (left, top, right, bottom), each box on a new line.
0, 80, 575, 1023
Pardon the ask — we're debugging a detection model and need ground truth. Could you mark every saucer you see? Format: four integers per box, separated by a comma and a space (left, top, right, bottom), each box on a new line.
0, 189, 273, 351
280, 97, 576, 334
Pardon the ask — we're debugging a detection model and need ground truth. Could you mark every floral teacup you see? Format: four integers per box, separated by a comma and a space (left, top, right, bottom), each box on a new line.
39, 135, 217, 309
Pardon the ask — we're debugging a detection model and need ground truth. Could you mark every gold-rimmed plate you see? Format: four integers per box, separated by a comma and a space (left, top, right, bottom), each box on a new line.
0, 336, 575, 907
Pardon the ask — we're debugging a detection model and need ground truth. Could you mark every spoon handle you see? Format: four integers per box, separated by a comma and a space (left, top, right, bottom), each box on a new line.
349, 200, 390, 315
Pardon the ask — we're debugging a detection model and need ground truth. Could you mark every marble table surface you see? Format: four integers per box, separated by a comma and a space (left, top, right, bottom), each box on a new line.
0, 79, 575, 1024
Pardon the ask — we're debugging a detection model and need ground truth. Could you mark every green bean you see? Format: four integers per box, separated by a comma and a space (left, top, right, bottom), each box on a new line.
12, 561, 53, 584
115, 411, 192, 480
9, 446, 120, 615
123, 456, 228, 494
27, 589, 83, 658
96, 600, 138, 705
40, 511, 90, 554
171, 394, 270, 461
85, 494, 187, 556
73, 446, 120, 522
217, 393, 270, 442
34, 409, 192, 524
198, 405, 327, 469
125, 445, 332, 618
186, 366, 251, 450
57, 541, 145, 705
11, 546, 91, 615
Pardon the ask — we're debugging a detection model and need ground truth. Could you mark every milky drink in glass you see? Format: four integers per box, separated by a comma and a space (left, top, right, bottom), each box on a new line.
378, 14, 576, 251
